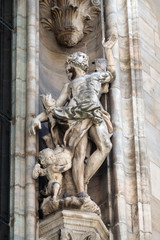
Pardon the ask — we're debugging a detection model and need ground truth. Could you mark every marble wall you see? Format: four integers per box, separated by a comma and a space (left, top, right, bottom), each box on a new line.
139, 0, 160, 239
10, 0, 160, 239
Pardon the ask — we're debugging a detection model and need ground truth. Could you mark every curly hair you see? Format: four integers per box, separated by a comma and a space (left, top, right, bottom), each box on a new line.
65, 51, 89, 73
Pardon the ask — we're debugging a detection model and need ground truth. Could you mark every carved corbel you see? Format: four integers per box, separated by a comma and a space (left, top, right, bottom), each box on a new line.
60, 228, 74, 240
39, 0, 101, 47
81, 231, 101, 240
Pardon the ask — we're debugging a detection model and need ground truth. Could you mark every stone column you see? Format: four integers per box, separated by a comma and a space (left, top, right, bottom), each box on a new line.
25, 0, 39, 239
10, 1, 27, 239
105, 0, 152, 239
10, 0, 39, 239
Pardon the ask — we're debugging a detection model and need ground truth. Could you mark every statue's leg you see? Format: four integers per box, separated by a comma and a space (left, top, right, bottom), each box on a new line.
72, 133, 88, 195
84, 121, 112, 184
51, 182, 60, 201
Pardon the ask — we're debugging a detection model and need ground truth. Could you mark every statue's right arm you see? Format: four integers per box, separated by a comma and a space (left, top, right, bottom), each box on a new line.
51, 161, 72, 173
56, 83, 70, 107
32, 163, 41, 179
32, 163, 47, 179
29, 111, 48, 135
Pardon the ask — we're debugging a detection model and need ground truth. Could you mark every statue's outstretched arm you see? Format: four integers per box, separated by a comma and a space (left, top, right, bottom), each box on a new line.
102, 33, 117, 80
56, 83, 70, 107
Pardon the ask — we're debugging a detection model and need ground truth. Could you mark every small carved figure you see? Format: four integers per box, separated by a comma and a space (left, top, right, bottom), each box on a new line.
32, 147, 72, 200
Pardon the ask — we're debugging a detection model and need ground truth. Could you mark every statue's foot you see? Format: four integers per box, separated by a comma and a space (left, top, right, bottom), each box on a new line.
63, 193, 72, 198
77, 192, 88, 198
40, 190, 48, 197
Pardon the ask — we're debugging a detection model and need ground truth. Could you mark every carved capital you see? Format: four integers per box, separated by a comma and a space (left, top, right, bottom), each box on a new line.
81, 231, 101, 240
40, 0, 100, 47
60, 228, 74, 240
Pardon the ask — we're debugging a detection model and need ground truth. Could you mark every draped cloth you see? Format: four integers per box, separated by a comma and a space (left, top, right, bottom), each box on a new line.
49, 105, 113, 152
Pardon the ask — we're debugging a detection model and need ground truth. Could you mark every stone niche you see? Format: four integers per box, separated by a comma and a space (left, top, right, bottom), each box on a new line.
38, 0, 111, 235
39, 0, 103, 102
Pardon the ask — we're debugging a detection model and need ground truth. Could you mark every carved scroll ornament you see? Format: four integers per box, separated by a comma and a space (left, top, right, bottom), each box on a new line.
40, 0, 100, 47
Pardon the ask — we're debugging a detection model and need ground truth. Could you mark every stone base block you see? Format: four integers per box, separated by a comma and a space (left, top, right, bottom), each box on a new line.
39, 210, 109, 240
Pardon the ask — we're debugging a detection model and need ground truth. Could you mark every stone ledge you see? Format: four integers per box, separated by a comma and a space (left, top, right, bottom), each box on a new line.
39, 210, 109, 240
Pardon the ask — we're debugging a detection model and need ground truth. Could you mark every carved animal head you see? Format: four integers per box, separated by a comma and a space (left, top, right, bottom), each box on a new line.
40, 0, 100, 47
65, 51, 89, 80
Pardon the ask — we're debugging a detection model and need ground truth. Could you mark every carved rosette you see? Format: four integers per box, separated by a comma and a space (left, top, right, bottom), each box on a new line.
40, 0, 100, 47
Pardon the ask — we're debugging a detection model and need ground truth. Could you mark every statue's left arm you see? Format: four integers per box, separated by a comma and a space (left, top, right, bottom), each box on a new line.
56, 83, 71, 107
102, 33, 118, 81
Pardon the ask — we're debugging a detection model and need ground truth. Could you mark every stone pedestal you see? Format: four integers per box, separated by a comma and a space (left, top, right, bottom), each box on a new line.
39, 210, 109, 240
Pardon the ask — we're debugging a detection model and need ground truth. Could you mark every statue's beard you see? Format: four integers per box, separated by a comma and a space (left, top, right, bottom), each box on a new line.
66, 63, 88, 80
66, 65, 78, 81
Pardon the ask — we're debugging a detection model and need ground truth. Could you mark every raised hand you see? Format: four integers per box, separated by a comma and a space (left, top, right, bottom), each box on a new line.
102, 33, 118, 49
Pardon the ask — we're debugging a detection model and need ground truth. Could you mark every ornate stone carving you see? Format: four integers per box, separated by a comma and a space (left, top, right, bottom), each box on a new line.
60, 228, 100, 240
41, 195, 101, 216
39, 0, 100, 47
39, 210, 109, 240
91, 0, 101, 6
30, 34, 117, 217
81, 231, 100, 240
60, 228, 73, 240
32, 147, 72, 200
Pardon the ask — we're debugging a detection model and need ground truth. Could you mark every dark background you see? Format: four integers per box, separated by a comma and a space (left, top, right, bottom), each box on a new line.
0, 0, 13, 239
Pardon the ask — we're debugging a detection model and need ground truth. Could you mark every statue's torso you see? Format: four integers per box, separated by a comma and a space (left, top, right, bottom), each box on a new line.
47, 166, 62, 184
68, 72, 102, 109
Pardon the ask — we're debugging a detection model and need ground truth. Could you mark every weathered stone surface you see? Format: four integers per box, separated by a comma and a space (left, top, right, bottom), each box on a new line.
40, 0, 100, 47
150, 162, 160, 200
39, 210, 109, 240
151, 196, 160, 236
41, 196, 101, 217
145, 121, 160, 167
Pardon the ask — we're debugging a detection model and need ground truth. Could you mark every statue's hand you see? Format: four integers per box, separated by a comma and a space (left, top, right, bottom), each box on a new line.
29, 118, 41, 135
35, 163, 41, 169
102, 33, 118, 49
32, 163, 41, 179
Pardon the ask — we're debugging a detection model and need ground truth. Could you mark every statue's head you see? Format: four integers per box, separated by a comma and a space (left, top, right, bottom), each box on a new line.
65, 51, 89, 80
39, 148, 55, 167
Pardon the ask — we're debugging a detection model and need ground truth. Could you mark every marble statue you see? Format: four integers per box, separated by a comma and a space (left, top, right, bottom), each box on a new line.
30, 34, 117, 216
32, 147, 72, 200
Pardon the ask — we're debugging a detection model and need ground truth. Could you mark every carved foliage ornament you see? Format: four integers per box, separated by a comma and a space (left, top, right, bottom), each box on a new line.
60, 228, 101, 240
40, 0, 101, 47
